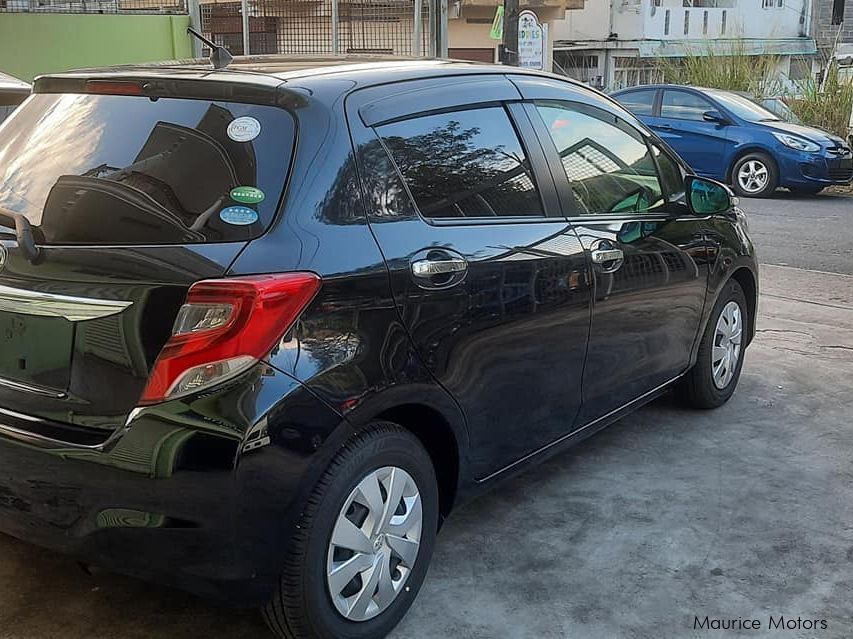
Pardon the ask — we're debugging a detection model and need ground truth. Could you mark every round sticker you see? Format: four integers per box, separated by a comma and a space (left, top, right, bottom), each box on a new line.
219, 206, 259, 226
227, 117, 261, 142
230, 186, 265, 204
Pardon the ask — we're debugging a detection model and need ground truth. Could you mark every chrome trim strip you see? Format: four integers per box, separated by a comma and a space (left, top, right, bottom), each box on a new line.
0, 283, 132, 321
0, 407, 108, 451
0, 376, 67, 399
0, 420, 105, 451
477, 374, 682, 483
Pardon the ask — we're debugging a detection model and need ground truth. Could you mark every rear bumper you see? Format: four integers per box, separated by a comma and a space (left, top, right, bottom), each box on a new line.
0, 363, 348, 606
0, 436, 265, 602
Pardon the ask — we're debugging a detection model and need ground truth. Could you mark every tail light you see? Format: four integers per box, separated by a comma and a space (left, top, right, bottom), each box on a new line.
139, 273, 321, 405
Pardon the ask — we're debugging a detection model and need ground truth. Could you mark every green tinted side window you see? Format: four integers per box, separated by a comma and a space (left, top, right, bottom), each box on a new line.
535, 101, 665, 215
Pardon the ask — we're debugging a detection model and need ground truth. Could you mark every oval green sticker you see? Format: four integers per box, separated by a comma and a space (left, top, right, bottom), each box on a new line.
230, 186, 265, 204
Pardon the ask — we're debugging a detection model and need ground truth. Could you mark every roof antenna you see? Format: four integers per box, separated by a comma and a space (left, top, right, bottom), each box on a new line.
187, 27, 234, 70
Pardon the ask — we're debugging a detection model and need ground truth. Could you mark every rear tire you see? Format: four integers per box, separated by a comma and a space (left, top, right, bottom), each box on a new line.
262, 423, 439, 639
731, 152, 778, 198
675, 279, 748, 409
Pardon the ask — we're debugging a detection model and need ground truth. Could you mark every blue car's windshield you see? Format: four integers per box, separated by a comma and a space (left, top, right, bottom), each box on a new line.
761, 97, 803, 124
705, 90, 781, 122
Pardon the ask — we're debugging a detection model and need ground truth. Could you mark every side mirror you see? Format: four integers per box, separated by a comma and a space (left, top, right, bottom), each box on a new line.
686, 176, 735, 215
702, 110, 728, 125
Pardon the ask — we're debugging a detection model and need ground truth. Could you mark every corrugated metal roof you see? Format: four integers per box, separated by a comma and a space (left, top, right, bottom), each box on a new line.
638, 38, 817, 58
0, 71, 30, 92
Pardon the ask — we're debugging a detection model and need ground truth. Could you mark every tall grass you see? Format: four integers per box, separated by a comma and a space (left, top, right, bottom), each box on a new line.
658, 41, 782, 97
789, 63, 853, 140
657, 41, 853, 139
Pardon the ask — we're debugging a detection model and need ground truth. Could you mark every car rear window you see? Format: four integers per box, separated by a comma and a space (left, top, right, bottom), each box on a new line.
0, 93, 295, 245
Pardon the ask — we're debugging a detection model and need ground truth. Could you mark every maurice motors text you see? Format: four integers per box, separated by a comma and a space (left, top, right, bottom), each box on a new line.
694, 616, 828, 631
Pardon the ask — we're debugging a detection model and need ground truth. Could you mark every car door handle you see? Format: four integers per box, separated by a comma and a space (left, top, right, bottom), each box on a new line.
590, 248, 624, 264
654, 124, 672, 131
411, 257, 468, 278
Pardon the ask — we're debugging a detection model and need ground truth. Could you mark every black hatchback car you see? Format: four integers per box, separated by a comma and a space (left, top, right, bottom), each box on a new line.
0, 57, 757, 639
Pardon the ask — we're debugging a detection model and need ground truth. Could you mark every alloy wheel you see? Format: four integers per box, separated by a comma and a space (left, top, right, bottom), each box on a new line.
326, 466, 423, 622
712, 301, 743, 389
736, 160, 769, 194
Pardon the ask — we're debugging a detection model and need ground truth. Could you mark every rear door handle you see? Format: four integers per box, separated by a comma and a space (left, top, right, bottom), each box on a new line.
654, 124, 672, 131
411, 257, 467, 278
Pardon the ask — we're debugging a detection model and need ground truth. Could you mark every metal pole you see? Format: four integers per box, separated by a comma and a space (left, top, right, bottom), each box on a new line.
501, 0, 519, 66
413, 0, 423, 57
187, 0, 203, 58
241, 0, 251, 56
437, 0, 448, 57
331, 0, 340, 54
427, 0, 437, 56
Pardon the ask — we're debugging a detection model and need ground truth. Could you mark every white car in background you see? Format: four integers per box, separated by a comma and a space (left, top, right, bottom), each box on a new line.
0, 72, 30, 123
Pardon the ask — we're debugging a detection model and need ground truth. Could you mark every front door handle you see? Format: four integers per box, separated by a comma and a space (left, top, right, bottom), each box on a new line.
411, 257, 467, 278
654, 123, 672, 131
591, 248, 624, 264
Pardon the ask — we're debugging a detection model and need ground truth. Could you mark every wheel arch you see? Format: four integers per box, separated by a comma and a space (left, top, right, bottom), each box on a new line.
727, 146, 778, 184
374, 403, 461, 522
729, 266, 757, 345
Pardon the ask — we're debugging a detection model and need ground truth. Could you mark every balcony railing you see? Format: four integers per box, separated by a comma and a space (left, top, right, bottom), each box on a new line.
645, 0, 808, 41
1, 0, 187, 13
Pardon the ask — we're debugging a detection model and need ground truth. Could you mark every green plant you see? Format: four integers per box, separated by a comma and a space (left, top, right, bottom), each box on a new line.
657, 40, 853, 139
658, 40, 782, 97
789, 62, 853, 139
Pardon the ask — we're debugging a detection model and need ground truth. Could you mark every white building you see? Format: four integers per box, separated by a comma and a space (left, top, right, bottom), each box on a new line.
551, 0, 817, 90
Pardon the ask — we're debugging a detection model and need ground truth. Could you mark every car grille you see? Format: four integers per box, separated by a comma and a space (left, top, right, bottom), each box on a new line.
828, 160, 853, 182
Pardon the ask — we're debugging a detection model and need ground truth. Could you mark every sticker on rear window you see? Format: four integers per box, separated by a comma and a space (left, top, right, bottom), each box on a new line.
230, 186, 266, 204
219, 206, 259, 226
227, 117, 261, 142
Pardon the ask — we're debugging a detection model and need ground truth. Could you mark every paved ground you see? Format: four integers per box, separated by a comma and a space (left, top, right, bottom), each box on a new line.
744, 191, 853, 275
1, 195, 853, 639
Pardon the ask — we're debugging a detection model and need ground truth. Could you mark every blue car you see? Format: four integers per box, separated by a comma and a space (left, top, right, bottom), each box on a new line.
612, 85, 853, 197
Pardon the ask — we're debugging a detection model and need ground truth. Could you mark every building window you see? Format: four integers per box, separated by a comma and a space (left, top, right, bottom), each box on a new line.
703, 10, 709, 34
762, 0, 783, 7
721, 9, 727, 33
664, 9, 671, 34
832, 0, 845, 25
612, 57, 665, 90
684, 10, 690, 34
789, 56, 813, 82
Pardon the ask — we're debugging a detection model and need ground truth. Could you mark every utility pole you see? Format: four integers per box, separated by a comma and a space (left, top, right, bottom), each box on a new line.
241, 0, 251, 56
500, 0, 519, 66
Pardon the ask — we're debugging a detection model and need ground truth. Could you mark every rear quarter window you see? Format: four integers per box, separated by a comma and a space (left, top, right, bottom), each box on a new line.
0, 93, 295, 245
375, 106, 545, 220
618, 90, 657, 116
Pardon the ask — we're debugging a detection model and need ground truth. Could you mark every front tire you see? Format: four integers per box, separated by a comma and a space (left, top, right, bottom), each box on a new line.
263, 423, 439, 639
676, 279, 748, 409
791, 186, 824, 196
731, 152, 778, 198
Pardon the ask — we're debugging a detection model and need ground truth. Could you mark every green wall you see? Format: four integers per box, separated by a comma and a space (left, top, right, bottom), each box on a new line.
0, 14, 193, 82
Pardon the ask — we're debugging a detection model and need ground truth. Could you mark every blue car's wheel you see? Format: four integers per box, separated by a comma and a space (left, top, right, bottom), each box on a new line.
731, 152, 778, 198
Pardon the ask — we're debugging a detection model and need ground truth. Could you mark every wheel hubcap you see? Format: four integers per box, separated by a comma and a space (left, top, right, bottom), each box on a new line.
326, 466, 423, 622
737, 160, 769, 194
712, 301, 743, 389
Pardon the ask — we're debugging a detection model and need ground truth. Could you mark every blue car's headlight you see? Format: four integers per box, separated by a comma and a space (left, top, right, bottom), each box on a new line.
772, 132, 820, 153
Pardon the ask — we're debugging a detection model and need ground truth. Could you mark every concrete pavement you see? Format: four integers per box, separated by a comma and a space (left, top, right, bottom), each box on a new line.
1, 257, 853, 638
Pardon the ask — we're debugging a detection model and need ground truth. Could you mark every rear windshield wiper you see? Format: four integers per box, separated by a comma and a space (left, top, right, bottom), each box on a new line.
0, 206, 40, 263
